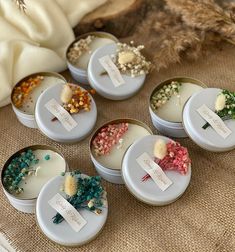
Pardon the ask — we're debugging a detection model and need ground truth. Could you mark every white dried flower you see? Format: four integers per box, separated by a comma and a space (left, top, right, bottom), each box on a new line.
118, 51, 136, 65
215, 93, 226, 111
60, 85, 73, 104
154, 139, 167, 159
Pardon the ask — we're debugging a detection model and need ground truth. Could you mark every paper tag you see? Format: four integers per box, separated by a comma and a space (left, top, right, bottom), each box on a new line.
136, 152, 173, 191
45, 99, 78, 132
197, 104, 232, 139
48, 193, 87, 232
99, 55, 125, 87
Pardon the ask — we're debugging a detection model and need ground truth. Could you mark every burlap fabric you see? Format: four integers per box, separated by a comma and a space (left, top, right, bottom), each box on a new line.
0, 43, 234, 252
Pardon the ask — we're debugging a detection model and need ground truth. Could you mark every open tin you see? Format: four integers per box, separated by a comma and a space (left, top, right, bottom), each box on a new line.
1, 145, 68, 213
11, 72, 66, 128
149, 77, 207, 138
66, 32, 118, 85
89, 118, 153, 184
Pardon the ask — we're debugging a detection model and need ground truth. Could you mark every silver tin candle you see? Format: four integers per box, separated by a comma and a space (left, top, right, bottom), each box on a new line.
66, 32, 118, 85
35, 83, 97, 143
88, 43, 147, 100
90, 119, 153, 184
1, 145, 68, 213
122, 135, 191, 205
11, 72, 66, 128
149, 77, 207, 138
36, 173, 108, 246
183, 88, 235, 152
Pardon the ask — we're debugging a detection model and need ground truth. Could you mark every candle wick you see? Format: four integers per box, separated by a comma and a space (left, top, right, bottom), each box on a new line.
117, 138, 124, 150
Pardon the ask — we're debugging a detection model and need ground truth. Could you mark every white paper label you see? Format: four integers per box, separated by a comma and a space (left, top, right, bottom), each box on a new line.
48, 193, 87, 232
45, 99, 78, 132
99, 55, 125, 87
197, 104, 232, 139
136, 152, 173, 191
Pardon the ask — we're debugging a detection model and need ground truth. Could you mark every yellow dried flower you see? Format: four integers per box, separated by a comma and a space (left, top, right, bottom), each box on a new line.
64, 175, 77, 197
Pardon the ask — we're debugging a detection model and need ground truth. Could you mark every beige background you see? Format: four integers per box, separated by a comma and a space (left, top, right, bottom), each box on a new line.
0, 43, 234, 252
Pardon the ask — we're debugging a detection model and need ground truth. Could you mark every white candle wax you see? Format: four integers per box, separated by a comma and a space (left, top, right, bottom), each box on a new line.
155, 83, 203, 122
20, 76, 64, 115
16, 150, 66, 199
75, 37, 115, 69
92, 124, 151, 170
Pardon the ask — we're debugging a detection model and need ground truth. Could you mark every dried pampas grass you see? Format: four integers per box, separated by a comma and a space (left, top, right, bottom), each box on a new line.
128, 0, 235, 71
166, 0, 235, 44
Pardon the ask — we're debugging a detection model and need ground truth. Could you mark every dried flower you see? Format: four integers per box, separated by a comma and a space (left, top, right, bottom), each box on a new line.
64, 174, 77, 197
203, 89, 235, 129
67, 35, 95, 65
60, 85, 73, 104
151, 81, 182, 110
92, 123, 129, 156
113, 42, 152, 77
215, 93, 226, 111
142, 141, 191, 182
153, 139, 167, 159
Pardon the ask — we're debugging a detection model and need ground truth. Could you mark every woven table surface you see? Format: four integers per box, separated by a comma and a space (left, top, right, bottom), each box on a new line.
0, 43, 234, 252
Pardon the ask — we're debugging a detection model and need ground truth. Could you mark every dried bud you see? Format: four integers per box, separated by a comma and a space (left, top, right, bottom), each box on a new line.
61, 85, 73, 104
215, 93, 226, 111
154, 139, 167, 159
118, 51, 136, 65
64, 174, 77, 197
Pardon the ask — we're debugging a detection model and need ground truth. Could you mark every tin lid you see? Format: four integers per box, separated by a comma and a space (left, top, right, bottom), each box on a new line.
183, 88, 235, 152
35, 84, 97, 143
36, 174, 108, 246
88, 43, 146, 100
122, 135, 191, 206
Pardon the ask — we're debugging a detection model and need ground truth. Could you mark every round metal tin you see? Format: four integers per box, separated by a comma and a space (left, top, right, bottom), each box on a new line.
1, 145, 68, 213
183, 88, 235, 152
35, 83, 97, 143
122, 135, 191, 205
36, 174, 108, 246
149, 77, 207, 138
88, 43, 146, 100
11, 72, 66, 128
66, 32, 118, 85
89, 118, 153, 184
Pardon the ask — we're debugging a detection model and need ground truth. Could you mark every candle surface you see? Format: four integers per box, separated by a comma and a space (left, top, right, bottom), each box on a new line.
19, 76, 64, 115
155, 83, 203, 122
75, 37, 115, 69
16, 149, 66, 199
92, 124, 151, 170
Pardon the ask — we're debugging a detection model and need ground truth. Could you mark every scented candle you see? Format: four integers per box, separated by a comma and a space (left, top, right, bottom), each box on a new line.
11, 72, 66, 128
149, 77, 206, 138
153, 82, 204, 122
90, 119, 152, 184
66, 32, 118, 84
1, 145, 67, 213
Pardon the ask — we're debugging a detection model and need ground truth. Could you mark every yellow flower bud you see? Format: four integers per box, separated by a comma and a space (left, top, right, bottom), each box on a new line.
64, 174, 77, 197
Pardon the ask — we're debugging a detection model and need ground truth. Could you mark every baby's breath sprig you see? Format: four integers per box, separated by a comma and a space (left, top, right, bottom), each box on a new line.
107, 41, 152, 78
202, 89, 235, 129
151, 81, 182, 110
67, 35, 95, 65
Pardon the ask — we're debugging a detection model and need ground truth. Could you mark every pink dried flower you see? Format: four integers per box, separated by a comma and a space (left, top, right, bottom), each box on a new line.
92, 123, 128, 156
142, 141, 191, 182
